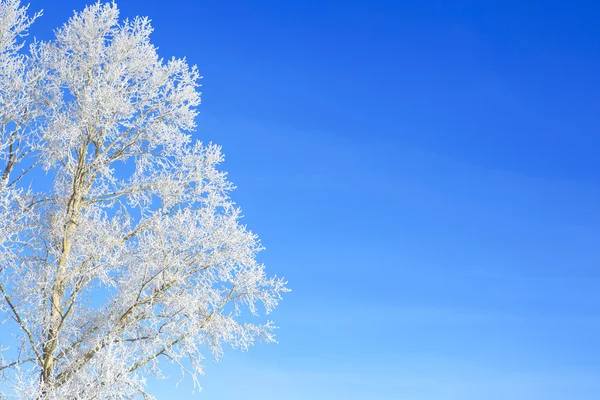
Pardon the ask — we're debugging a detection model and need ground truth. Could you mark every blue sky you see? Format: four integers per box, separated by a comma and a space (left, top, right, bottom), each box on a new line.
20, 0, 600, 398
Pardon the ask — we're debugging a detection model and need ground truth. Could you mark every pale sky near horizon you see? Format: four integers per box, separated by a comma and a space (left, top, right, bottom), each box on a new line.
6, 0, 600, 398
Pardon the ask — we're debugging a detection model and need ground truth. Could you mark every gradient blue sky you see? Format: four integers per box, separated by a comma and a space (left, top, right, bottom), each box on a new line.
21, 0, 600, 398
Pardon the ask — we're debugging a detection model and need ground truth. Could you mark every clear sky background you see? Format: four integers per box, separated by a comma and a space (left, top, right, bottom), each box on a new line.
21, 0, 600, 399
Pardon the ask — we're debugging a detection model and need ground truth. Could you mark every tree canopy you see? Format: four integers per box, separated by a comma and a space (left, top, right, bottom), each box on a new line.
0, 1, 288, 398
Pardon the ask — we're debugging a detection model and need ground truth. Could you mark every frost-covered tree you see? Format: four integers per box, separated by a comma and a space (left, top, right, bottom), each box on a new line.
0, 1, 288, 398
